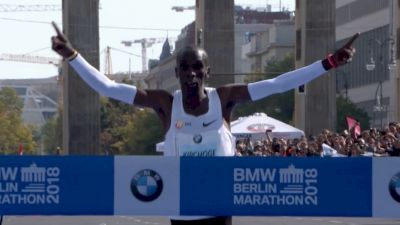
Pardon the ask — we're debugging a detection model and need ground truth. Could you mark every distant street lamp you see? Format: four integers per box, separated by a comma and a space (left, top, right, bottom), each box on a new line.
365, 57, 375, 71
373, 81, 385, 128
365, 37, 396, 128
336, 70, 349, 100
365, 38, 396, 71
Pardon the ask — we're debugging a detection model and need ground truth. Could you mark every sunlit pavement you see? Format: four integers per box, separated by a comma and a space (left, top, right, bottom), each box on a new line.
2, 216, 400, 225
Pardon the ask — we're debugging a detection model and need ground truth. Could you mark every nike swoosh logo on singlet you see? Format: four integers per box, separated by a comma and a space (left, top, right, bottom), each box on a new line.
203, 119, 217, 127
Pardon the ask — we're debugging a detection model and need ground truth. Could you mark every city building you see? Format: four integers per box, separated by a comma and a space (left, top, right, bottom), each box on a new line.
0, 77, 59, 128
241, 19, 295, 77
108, 72, 148, 89
145, 6, 292, 93
146, 37, 182, 93
335, 0, 398, 128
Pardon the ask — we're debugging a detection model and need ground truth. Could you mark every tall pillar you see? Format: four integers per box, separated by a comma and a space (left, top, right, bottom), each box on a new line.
62, 0, 100, 154
195, 0, 235, 86
294, 0, 336, 136
394, 0, 400, 122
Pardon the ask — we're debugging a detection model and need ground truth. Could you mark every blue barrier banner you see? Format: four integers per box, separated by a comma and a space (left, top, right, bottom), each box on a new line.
180, 157, 372, 216
373, 157, 400, 217
114, 156, 180, 215
0, 156, 114, 215
1, 156, 399, 217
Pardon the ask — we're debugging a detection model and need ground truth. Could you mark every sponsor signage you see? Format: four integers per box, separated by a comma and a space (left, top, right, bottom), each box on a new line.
0, 156, 398, 217
180, 157, 372, 216
0, 156, 113, 215
372, 157, 400, 217
113, 156, 180, 215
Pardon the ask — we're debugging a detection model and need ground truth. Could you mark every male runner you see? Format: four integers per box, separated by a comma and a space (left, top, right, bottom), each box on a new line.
51, 22, 358, 225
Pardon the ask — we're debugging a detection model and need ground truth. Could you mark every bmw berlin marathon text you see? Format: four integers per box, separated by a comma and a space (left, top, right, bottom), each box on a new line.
233, 164, 318, 206
0, 163, 60, 205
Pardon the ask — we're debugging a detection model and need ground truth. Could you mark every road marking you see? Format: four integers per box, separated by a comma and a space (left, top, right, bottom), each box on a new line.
329, 220, 343, 224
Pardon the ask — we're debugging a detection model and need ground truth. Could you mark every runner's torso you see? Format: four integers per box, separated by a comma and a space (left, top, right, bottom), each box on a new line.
163, 87, 235, 157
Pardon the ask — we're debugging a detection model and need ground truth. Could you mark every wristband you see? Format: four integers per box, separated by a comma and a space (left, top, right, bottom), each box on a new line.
326, 53, 338, 68
67, 50, 78, 61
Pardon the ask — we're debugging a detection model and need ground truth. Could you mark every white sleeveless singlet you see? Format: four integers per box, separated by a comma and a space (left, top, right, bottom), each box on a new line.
163, 87, 235, 157
163, 87, 235, 221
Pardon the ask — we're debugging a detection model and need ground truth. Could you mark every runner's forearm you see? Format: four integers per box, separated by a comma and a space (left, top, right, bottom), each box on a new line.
69, 54, 137, 104
247, 60, 326, 101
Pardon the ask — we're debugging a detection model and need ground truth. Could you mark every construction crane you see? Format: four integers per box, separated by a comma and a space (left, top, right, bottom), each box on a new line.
121, 37, 176, 72
0, 4, 61, 12
0, 53, 61, 67
104, 47, 113, 76
0, 3, 100, 12
0, 53, 63, 103
1, 46, 134, 77
103, 46, 141, 76
171, 6, 195, 12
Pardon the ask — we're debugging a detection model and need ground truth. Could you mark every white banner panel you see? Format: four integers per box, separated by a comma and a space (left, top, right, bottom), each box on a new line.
373, 157, 400, 217
114, 156, 180, 215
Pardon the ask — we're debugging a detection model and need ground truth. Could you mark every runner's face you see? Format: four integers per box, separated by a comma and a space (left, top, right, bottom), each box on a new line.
176, 50, 209, 95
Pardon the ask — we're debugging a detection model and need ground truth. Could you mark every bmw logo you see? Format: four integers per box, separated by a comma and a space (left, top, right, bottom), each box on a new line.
389, 172, 400, 203
130, 169, 163, 202
193, 134, 202, 144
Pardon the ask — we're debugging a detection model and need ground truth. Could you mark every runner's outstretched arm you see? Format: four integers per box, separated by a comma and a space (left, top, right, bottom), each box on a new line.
51, 22, 137, 104
219, 33, 359, 103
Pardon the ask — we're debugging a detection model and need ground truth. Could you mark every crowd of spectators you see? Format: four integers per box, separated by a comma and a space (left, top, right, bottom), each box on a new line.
235, 122, 400, 157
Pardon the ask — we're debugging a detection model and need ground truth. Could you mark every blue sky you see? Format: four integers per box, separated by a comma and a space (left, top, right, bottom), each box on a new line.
0, 0, 294, 79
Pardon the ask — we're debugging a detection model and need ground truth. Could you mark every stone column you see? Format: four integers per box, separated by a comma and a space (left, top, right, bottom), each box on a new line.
62, 0, 100, 154
195, 0, 235, 86
393, 0, 400, 122
294, 0, 336, 135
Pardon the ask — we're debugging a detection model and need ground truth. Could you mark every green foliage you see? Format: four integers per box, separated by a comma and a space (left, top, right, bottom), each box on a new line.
29, 124, 41, 152
336, 96, 370, 132
0, 87, 35, 154
99, 78, 163, 155
100, 97, 163, 155
40, 76, 164, 156
41, 108, 63, 154
233, 53, 295, 123
100, 97, 133, 155
118, 109, 163, 155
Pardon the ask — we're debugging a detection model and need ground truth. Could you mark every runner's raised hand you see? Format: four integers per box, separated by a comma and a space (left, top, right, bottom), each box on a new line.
51, 21, 77, 59
331, 33, 359, 67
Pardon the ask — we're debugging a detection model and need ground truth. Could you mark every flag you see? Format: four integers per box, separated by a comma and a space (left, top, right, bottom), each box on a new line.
346, 116, 361, 139
18, 143, 24, 156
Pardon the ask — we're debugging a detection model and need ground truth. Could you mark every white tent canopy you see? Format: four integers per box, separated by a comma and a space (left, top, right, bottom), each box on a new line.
231, 112, 305, 140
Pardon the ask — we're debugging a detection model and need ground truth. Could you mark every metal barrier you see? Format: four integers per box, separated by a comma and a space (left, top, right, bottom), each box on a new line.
0, 156, 398, 217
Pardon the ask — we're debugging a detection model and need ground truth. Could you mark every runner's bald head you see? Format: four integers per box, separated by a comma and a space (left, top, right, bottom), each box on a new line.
176, 45, 209, 67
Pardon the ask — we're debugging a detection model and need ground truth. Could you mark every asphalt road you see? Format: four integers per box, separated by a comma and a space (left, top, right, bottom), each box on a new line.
1, 216, 399, 225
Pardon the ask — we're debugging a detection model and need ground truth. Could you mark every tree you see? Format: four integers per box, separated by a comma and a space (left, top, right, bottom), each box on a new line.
118, 109, 163, 155
100, 97, 135, 155
100, 90, 163, 155
100, 74, 163, 155
41, 107, 63, 154
0, 87, 35, 154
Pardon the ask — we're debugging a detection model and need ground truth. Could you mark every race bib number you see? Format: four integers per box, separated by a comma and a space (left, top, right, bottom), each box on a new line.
175, 131, 220, 156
